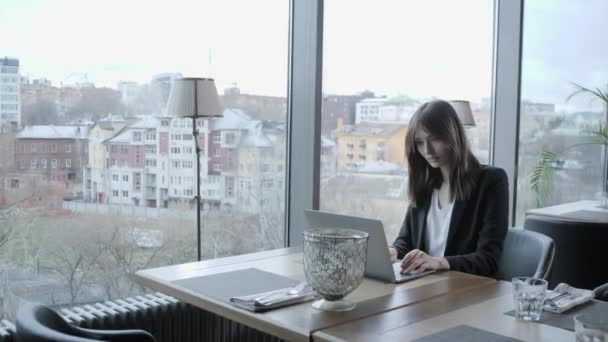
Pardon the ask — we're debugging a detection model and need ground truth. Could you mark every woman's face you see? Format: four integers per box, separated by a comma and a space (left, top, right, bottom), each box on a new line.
414, 127, 451, 169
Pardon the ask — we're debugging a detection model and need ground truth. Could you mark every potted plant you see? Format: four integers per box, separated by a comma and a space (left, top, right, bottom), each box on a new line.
530, 82, 608, 207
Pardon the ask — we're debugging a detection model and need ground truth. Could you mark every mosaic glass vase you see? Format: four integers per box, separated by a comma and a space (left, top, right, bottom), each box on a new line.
303, 228, 369, 311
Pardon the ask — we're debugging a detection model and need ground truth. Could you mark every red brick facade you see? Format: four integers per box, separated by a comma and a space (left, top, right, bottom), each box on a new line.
14, 138, 88, 181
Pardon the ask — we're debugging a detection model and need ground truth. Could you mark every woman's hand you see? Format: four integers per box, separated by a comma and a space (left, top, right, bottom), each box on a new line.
388, 247, 399, 262
400, 249, 450, 274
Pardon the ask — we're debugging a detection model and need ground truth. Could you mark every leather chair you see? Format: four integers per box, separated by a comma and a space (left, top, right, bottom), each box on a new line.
496, 228, 555, 281
594, 283, 608, 302
16, 302, 156, 342
524, 215, 608, 289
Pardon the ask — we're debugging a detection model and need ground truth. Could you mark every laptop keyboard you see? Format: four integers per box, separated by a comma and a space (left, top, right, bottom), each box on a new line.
393, 262, 411, 278
392, 262, 434, 281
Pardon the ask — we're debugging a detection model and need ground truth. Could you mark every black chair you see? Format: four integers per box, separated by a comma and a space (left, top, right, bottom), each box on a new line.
496, 228, 555, 281
525, 215, 608, 289
16, 302, 156, 342
594, 283, 608, 302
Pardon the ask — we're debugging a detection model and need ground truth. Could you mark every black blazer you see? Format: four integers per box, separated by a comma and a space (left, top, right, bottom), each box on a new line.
391, 166, 509, 277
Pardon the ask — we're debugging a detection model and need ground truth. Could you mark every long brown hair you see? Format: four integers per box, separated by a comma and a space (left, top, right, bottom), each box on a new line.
405, 100, 480, 206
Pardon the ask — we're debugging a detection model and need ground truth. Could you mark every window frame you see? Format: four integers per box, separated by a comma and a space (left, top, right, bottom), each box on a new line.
490, 0, 523, 225
286, 0, 523, 243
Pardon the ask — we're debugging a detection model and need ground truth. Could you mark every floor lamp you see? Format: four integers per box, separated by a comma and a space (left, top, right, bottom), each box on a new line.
450, 100, 476, 149
449, 100, 476, 128
166, 77, 222, 261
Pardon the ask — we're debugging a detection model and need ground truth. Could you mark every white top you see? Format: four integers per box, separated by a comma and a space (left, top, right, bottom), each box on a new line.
425, 189, 455, 257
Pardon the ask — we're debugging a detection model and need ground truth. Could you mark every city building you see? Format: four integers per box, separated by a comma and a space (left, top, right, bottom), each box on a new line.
15, 125, 89, 182
213, 109, 286, 214
221, 86, 287, 121
150, 73, 182, 114
101, 116, 173, 208
322, 92, 374, 135
21, 80, 83, 121
0, 132, 16, 171
167, 116, 208, 209
334, 119, 407, 173
355, 96, 418, 125
320, 136, 336, 180
82, 114, 129, 203
0, 57, 21, 131
117, 81, 139, 109
79, 108, 286, 213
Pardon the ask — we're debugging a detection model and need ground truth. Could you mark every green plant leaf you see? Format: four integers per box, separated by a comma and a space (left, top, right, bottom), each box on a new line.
532, 82, 608, 207
567, 82, 608, 105
591, 121, 608, 145
530, 151, 557, 207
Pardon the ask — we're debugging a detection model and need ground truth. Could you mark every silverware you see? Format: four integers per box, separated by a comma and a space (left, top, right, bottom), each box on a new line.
255, 282, 308, 303
547, 292, 570, 307
287, 282, 307, 295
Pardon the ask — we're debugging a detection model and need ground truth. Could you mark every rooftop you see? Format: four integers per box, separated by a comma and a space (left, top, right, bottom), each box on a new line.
336, 122, 407, 137
17, 125, 88, 140
0, 57, 19, 67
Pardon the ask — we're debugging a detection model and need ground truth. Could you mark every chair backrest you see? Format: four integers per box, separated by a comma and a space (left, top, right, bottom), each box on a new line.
16, 302, 156, 342
496, 228, 555, 281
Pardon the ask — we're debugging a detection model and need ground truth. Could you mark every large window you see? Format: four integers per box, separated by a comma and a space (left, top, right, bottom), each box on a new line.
515, 1, 608, 224
320, 0, 495, 242
0, 0, 288, 319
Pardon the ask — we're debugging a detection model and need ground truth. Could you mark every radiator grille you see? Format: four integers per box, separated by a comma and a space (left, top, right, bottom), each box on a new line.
1, 293, 285, 342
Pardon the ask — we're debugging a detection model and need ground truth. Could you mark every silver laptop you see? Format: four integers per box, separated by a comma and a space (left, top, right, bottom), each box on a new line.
304, 209, 435, 283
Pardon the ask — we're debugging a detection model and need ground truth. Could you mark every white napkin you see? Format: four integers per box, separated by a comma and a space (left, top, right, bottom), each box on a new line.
229, 285, 319, 312
543, 283, 595, 313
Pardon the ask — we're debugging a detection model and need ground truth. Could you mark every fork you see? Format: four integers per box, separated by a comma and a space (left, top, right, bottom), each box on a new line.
255, 282, 307, 303
287, 281, 307, 295
546, 292, 570, 307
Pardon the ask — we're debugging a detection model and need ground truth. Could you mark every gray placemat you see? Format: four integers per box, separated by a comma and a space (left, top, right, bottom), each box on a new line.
173, 267, 300, 303
412, 325, 523, 342
505, 300, 608, 331
562, 209, 608, 222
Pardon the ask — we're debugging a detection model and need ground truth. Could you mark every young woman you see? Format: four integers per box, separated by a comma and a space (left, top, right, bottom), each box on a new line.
389, 99, 508, 277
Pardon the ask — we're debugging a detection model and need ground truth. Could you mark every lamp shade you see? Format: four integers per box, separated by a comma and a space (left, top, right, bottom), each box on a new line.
449, 100, 475, 127
166, 77, 222, 118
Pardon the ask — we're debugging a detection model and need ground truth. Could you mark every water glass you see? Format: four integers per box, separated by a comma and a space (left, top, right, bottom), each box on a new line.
512, 277, 547, 321
598, 192, 608, 209
574, 314, 608, 342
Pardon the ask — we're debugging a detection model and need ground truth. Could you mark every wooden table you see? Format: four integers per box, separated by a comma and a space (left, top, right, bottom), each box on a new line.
135, 247, 495, 341
314, 281, 574, 341
526, 200, 608, 223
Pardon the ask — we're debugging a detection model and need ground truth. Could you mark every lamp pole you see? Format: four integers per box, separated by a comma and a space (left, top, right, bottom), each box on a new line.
193, 117, 202, 261
193, 82, 202, 262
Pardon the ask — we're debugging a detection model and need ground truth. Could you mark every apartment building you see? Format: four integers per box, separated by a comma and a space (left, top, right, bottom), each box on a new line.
334, 120, 407, 173
83, 115, 128, 203
355, 97, 417, 124
15, 125, 89, 181
0, 57, 20, 131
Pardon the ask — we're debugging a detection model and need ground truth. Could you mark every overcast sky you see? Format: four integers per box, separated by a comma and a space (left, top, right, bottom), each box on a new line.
2, 0, 607, 110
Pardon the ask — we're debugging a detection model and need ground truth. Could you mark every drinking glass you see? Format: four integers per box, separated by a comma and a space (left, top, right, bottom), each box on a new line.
598, 191, 608, 209
512, 277, 547, 321
574, 314, 608, 342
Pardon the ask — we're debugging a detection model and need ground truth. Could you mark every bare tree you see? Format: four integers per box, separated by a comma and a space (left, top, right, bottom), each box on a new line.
96, 225, 164, 300
244, 180, 285, 251
0, 204, 39, 265
51, 242, 105, 305
0, 209, 16, 252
